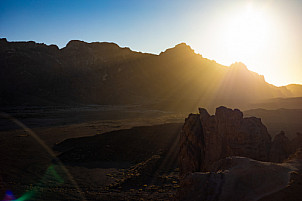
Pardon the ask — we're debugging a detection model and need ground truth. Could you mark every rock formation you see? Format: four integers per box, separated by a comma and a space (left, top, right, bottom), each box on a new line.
180, 106, 271, 175
179, 156, 298, 201
179, 113, 205, 177
178, 106, 302, 201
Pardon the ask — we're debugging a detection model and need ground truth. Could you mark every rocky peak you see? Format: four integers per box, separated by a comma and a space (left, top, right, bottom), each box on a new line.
229, 62, 249, 71
159, 43, 195, 56
198, 108, 210, 123
215, 106, 243, 125
64, 40, 90, 50
174, 43, 192, 50
65, 40, 121, 50
215, 106, 243, 118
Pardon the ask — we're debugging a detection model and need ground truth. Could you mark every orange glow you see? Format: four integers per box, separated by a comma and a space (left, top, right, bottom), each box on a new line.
192, 2, 302, 86
224, 4, 269, 63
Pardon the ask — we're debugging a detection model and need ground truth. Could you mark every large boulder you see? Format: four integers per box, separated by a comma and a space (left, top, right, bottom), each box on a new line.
179, 156, 297, 201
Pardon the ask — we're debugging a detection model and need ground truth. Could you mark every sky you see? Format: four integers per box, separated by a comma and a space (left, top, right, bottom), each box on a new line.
1, 0, 301, 86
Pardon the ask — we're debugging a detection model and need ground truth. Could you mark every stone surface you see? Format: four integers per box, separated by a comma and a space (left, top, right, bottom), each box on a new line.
180, 106, 271, 175
178, 106, 302, 201
179, 156, 296, 201
179, 114, 205, 178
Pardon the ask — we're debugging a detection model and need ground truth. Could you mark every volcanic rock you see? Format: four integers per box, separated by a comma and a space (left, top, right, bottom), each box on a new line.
179, 114, 205, 177
179, 106, 271, 176
178, 106, 302, 201
179, 156, 297, 201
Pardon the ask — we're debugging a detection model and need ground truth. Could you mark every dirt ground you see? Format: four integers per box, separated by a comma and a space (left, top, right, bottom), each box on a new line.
0, 105, 186, 200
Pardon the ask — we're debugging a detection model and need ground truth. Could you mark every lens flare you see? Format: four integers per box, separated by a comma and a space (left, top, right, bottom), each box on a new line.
2, 190, 15, 201
0, 112, 87, 201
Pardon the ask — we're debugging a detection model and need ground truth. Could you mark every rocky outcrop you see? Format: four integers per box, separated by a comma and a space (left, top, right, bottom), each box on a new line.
178, 106, 302, 201
179, 114, 205, 177
179, 106, 271, 175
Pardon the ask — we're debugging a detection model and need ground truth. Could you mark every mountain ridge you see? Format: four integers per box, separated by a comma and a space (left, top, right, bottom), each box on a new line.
0, 38, 301, 112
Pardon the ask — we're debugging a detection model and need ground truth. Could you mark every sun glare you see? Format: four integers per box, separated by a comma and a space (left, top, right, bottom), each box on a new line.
224, 4, 269, 62
196, 2, 302, 86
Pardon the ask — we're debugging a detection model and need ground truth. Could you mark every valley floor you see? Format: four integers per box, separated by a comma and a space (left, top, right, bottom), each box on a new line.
0, 105, 186, 201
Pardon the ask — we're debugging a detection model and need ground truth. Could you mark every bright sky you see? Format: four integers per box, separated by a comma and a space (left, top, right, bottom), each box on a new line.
1, 0, 301, 86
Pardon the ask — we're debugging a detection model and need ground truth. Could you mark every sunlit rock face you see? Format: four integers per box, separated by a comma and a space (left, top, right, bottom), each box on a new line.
179, 106, 271, 175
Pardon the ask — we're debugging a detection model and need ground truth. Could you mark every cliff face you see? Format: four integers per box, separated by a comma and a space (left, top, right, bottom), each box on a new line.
179, 106, 271, 175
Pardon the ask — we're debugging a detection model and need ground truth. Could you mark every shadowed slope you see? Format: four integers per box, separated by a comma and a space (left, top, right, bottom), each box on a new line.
1, 38, 301, 112
244, 108, 302, 139
54, 123, 182, 168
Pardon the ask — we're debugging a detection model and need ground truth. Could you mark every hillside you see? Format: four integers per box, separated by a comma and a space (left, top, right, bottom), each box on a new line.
244, 108, 302, 139
1, 38, 301, 112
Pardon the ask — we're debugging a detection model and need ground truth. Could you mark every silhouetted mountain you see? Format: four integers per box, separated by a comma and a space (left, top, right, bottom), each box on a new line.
0, 38, 301, 112
285, 84, 302, 97
249, 97, 302, 110
244, 108, 302, 139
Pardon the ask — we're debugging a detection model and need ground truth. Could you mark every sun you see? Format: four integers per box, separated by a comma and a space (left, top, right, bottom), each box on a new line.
223, 3, 270, 65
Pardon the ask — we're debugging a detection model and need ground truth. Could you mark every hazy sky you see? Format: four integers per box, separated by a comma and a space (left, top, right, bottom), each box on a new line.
1, 0, 301, 86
